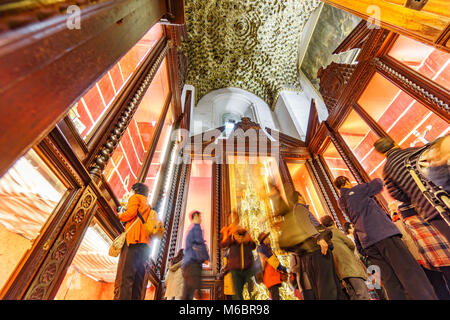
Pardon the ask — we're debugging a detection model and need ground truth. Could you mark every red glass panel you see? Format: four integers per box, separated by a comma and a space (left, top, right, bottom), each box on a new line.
388, 35, 450, 89
338, 110, 392, 202
69, 23, 163, 140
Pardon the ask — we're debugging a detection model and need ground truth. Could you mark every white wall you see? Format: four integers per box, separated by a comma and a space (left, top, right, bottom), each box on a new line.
191, 87, 278, 136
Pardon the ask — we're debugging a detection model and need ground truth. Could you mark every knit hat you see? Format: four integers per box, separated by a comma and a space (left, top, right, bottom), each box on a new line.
258, 231, 270, 244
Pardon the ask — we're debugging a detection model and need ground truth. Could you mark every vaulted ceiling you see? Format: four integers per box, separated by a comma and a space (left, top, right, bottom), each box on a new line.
183, 0, 322, 108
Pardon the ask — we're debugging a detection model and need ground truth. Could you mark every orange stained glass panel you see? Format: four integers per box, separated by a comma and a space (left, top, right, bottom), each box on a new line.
338, 110, 393, 203
104, 58, 171, 201
358, 73, 449, 152
322, 141, 356, 184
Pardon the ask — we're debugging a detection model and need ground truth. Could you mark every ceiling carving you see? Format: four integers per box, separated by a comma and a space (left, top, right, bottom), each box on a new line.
183, 0, 322, 108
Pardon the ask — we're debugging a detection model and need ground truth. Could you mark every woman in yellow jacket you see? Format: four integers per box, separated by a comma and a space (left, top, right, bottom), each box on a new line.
114, 183, 155, 300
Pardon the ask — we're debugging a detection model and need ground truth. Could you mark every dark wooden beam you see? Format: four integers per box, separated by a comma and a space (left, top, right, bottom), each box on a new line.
305, 99, 320, 146
0, 0, 168, 178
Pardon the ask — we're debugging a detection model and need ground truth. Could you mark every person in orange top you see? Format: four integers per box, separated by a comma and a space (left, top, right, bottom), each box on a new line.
114, 182, 154, 300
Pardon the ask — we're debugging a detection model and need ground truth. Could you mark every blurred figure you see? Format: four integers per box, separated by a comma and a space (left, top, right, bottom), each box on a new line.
423, 134, 450, 193
114, 183, 153, 300
219, 248, 235, 300
320, 215, 370, 300
275, 189, 345, 300
289, 253, 313, 300
164, 249, 184, 300
343, 221, 387, 300
257, 231, 288, 300
181, 210, 210, 300
393, 203, 450, 300
374, 137, 450, 242
220, 211, 256, 300
334, 176, 437, 300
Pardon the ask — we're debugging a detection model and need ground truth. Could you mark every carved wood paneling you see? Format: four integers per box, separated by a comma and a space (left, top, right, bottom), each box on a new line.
317, 62, 357, 114
23, 186, 97, 300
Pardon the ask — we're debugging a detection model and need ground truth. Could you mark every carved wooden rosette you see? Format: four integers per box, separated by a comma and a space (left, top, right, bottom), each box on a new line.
374, 57, 450, 121
318, 62, 357, 114
24, 186, 97, 300
89, 44, 170, 178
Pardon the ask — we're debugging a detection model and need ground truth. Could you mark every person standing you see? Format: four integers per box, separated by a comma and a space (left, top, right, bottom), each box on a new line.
320, 215, 370, 300
395, 203, 450, 300
164, 249, 184, 300
181, 210, 210, 300
334, 176, 437, 300
114, 183, 154, 300
220, 215, 256, 300
373, 137, 450, 242
257, 232, 288, 300
276, 190, 345, 300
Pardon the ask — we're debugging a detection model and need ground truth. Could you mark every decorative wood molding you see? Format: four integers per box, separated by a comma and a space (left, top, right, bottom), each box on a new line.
308, 122, 328, 154
23, 186, 97, 300
213, 163, 222, 276
89, 43, 170, 178
375, 56, 450, 121
0, 188, 83, 299
404, 0, 429, 11
40, 135, 85, 188
154, 141, 181, 280
317, 62, 357, 114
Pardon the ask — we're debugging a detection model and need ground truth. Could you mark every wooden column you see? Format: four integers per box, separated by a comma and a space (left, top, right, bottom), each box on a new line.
322, 0, 450, 53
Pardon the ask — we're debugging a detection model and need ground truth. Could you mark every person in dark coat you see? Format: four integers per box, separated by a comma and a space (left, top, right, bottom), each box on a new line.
334, 176, 438, 300
374, 137, 450, 242
181, 210, 210, 300
220, 212, 256, 300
